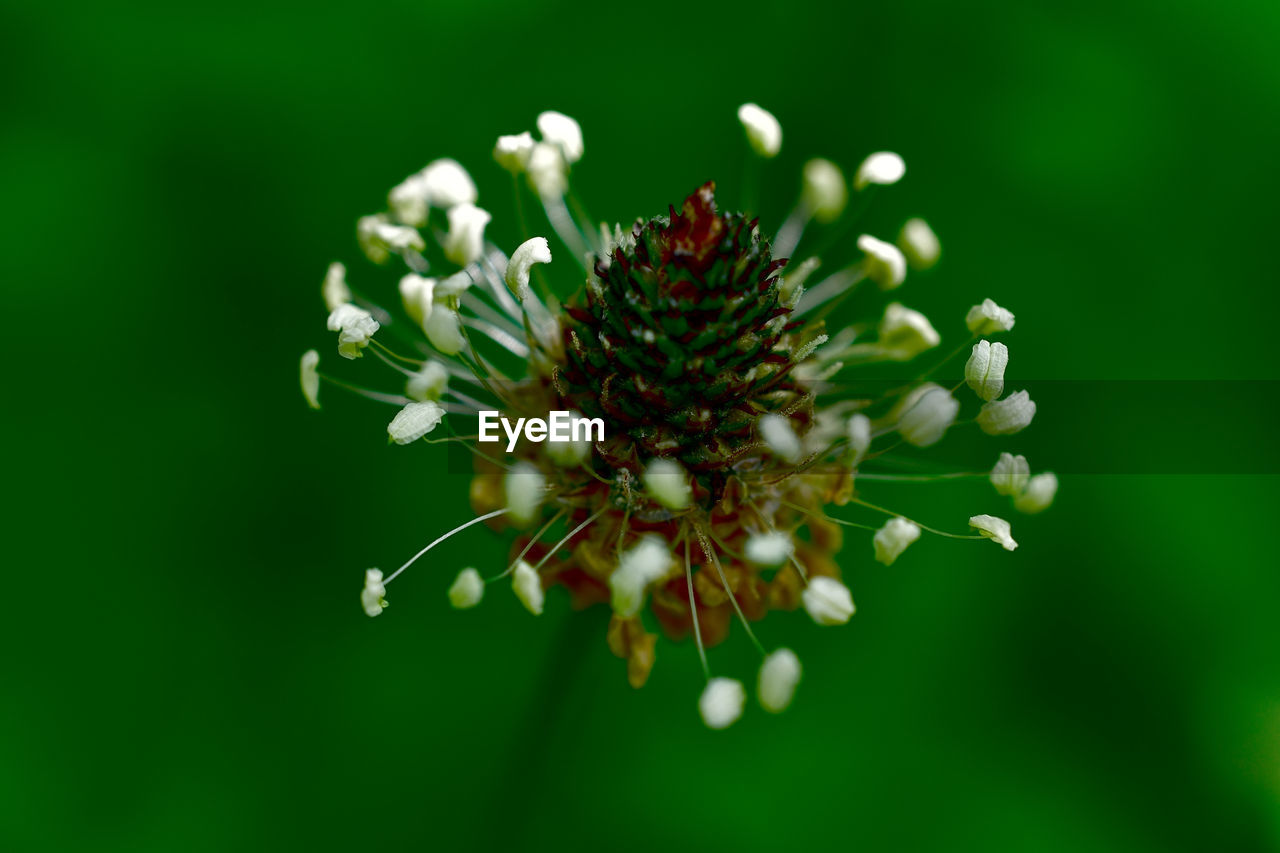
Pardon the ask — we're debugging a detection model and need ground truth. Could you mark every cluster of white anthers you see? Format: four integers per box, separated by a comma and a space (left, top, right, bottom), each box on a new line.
303, 104, 1055, 730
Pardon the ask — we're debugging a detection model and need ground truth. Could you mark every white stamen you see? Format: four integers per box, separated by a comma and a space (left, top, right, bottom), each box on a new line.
326, 304, 380, 359
896, 383, 959, 447
990, 452, 1030, 497
443, 204, 491, 267
976, 390, 1036, 435
504, 237, 553, 301
398, 273, 435, 327
405, 361, 449, 402
802, 576, 855, 626
642, 458, 692, 511
322, 261, 351, 312
361, 568, 387, 617
847, 413, 872, 463
873, 517, 921, 566
424, 305, 465, 355
899, 218, 941, 270
854, 151, 905, 190
420, 158, 478, 208
512, 559, 545, 615
494, 131, 536, 172
1014, 472, 1058, 514
536, 111, 584, 164
299, 349, 320, 410
966, 298, 1016, 334
759, 413, 802, 463
745, 531, 794, 566
802, 158, 848, 223
878, 302, 940, 361
609, 536, 672, 619
737, 103, 782, 158
526, 143, 567, 198
858, 234, 907, 290
448, 567, 485, 609
757, 648, 802, 713
965, 340, 1009, 402
969, 514, 1018, 551
504, 461, 547, 526
699, 677, 747, 729
387, 401, 445, 445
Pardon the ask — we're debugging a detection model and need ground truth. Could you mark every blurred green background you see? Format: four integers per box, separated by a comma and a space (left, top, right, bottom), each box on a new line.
3, 0, 1278, 850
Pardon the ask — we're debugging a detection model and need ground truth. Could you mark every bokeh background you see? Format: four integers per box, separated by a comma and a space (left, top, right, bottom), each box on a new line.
3, 0, 1278, 850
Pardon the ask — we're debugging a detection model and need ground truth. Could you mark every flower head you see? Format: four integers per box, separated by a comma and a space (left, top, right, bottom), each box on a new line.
304, 107, 1052, 728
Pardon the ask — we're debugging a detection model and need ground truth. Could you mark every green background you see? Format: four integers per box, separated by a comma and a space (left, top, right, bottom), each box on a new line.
4, 0, 1278, 850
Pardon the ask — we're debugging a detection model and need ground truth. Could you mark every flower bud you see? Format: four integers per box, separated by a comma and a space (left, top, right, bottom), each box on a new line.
969, 514, 1018, 551
873, 517, 921, 566
361, 569, 386, 617
757, 648, 802, 713
504, 461, 546, 526
898, 218, 940, 270
443, 203, 491, 267
802, 158, 848, 223
854, 151, 905, 190
1014, 472, 1058, 514
977, 390, 1036, 435
990, 452, 1030, 496
966, 298, 1016, 334
737, 103, 782, 158
896, 384, 959, 447
504, 237, 552, 301
858, 234, 907, 290
512, 559, 544, 615
642, 458, 692, 511
299, 349, 320, 410
802, 576, 855, 626
387, 401, 445, 445
448, 567, 484, 609
965, 340, 1008, 402
699, 677, 746, 729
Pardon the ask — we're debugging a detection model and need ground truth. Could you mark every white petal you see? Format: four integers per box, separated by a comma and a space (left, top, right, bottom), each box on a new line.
387, 401, 445, 445
699, 677, 746, 729
737, 103, 782, 158
873, 517, 921, 566
854, 151, 905, 190
802, 576, 855, 626
504, 237, 552, 301
536, 111, 584, 164
448, 567, 485, 609
512, 559, 545, 615
757, 649, 802, 714
299, 349, 320, 410
969, 514, 1018, 551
